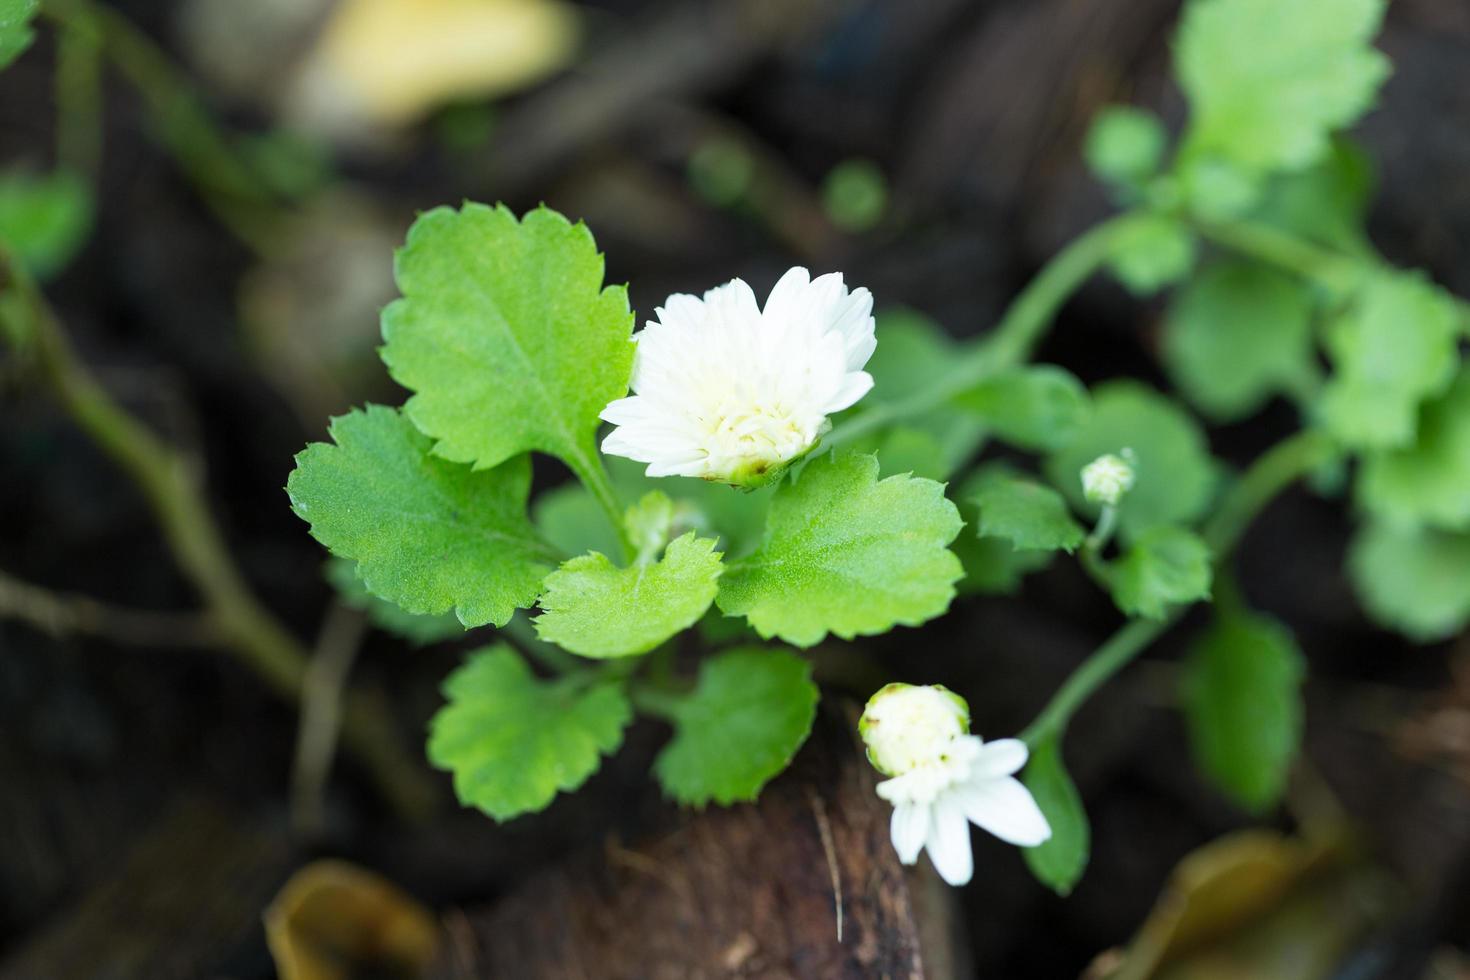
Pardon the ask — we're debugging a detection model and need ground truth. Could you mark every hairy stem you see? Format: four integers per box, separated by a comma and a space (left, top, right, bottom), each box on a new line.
0, 256, 437, 819
1020, 429, 1337, 745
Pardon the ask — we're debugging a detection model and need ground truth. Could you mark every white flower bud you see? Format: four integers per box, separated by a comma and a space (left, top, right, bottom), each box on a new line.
859, 683, 970, 776
1081, 449, 1136, 506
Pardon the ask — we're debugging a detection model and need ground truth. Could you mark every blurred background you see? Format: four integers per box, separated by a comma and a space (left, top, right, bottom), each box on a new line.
2, 0, 1470, 977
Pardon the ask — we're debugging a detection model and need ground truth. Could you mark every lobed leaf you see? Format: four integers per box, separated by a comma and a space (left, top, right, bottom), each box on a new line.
1349, 521, 1470, 643
535, 532, 724, 659
1111, 526, 1213, 620
1358, 373, 1470, 531
428, 646, 632, 821
716, 451, 964, 647
971, 472, 1085, 554
1182, 606, 1304, 811
652, 647, 818, 806
287, 405, 551, 628
1021, 737, 1090, 896
1106, 213, 1198, 296
325, 557, 466, 646
380, 203, 634, 476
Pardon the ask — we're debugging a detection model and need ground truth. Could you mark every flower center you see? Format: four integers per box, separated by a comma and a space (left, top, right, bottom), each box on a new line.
705, 402, 814, 467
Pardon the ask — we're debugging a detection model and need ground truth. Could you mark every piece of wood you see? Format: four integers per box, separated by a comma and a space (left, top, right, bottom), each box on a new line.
429, 702, 959, 980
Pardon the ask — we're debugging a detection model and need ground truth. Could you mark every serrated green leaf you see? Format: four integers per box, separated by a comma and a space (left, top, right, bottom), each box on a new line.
1182, 606, 1304, 811
1107, 213, 1197, 296
1317, 270, 1459, 450
535, 532, 723, 659
845, 309, 984, 478
716, 451, 963, 647
1045, 381, 1218, 542
1021, 737, 1089, 896
428, 645, 632, 821
951, 469, 1054, 594
1254, 138, 1374, 253
0, 170, 93, 280
325, 557, 466, 646
287, 405, 552, 628
0, 0, 37, 70
652, 647, 818, 806
1112, 526, 1213, 619
1162, 260, 1316, 421
1176, 0, 1390, 173
380, 203, 634, 478
954, 365, 1090, 453
972, 473, 1085, 554
1349, 521, 1470, 642
1359, 373, 1470, 531
1086, 105, 1168, 187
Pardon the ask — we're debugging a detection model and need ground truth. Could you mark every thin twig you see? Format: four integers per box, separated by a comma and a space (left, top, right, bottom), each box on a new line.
290, 599, 369, 838
807, 788, 844, 943
0, 566, 216, 648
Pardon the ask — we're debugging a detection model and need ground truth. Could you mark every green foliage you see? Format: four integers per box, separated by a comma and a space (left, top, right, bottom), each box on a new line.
1255, 138, 1374, 252
652, 647, 818, 805
533, 482, 623, 560
1162, 260, 1316, 421
1107, 214, 1198, 296
380, 204, 634, 476
716, 452, 963, 647
952, 470, 1054, 595
1045, 381, 1217, 542
822, 158, 888, 233
287, 405, 551, 628
954, 366, 1090, 453
0, 0, 37, 70
1358, 373, 1470, 531
1086, 106, 1168, 188
0, 170, 93, 280
535, 533, 724, 659
1176, 0, 1390, 174
851, 309, 984, 478
1349, 522, 1470, 642
1317, 270, 1460, 450
1021, 737, 1089, 896
971, 472, 1085, 554
1182, 605, 1304, 811
1111, 526, 1213, 619
428, 646, 632, 821
325, 557, 465, 646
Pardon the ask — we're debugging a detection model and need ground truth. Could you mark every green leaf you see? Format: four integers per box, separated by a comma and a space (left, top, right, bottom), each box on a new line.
972, 473, 1085, 554
1162, 260, 1316, 421
1021, 737, 1089, 896
1106, 213, 1197, 296
716, 451, 964, 647
325, 557, 466, 646
652, 647, 818, 806
380, 203, 634, 476
1317, 270, 1460, 450
428, 645, 632, 821
1112, 526, 1213, 619
1359, 373, 1470, 531
954, 365, 1090, 453
1176, 0, 1390, 173
871, 426, 952, 481
0, 170, 93, 280
1178, 156, 1264, 223
0, 0, 37, 70
1254, 137, 1374, 253
287, 405, 551, 628
1044, 381, 1218, 542
1182, 606, 1305, 811
1349, 521, 1470, 642
533, 482, 623, 560
1086, 105, 1168, 187
847, 308, 984, 477
535, 532, 723, 659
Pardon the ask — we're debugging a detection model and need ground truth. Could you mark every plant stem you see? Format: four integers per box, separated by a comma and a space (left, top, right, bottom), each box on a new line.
290, 599, 368, 838
1020, 429, 1338, 746
629, 681, 686, 720
826, 213, 1135, 450
0, 255, 437, 820
569, 448, 633, 564
54, 9, 103, 179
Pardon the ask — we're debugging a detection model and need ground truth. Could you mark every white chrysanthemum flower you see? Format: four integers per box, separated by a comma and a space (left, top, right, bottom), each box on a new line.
860, 684, 1051, 886
1081, 449, 1137, 506
599, 267, 876, 487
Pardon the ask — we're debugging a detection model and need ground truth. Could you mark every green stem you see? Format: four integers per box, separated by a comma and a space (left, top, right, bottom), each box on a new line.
502, 614, 581, 674
826, 213, 1135, 450
1020, 429, 1338, 746
1196, 220, 1355, 291
54, 10, 103, 179
569, 448, 632, 564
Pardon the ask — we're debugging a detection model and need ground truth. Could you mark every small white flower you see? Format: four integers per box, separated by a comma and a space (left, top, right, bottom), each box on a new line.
600, 268, 876, 487
1081, 449, 1137, 506
860, 684, 1051, 887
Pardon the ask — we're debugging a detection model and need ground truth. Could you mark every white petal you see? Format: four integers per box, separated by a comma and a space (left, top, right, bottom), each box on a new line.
926, 796, 974, 886
970, 739, 1029, 779
956, 776, 1052, 847
761, 266, 812, 323
890, 802, 928, 865
824, 371, 874, 414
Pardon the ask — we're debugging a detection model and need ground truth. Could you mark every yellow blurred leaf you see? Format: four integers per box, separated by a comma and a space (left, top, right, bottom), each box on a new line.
265, 859, 439, 980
